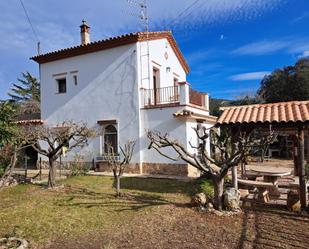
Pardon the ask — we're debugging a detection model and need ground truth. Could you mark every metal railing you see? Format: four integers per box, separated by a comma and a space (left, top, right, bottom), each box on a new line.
189, 88, 205, 107
143, 86, 180, 106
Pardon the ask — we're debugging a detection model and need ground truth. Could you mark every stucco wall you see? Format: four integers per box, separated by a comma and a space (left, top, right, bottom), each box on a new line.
138, 39, 187, 90
140, 107, 188, 164
40, 44, 141, 162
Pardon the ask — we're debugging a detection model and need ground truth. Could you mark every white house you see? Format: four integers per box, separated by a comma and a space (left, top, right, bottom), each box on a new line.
31, 21, 217, 177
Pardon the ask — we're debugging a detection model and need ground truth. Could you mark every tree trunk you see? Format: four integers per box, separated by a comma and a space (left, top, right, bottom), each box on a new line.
48, 158, 57, 188
116, 175, 121, 197
212, 177, 225, 211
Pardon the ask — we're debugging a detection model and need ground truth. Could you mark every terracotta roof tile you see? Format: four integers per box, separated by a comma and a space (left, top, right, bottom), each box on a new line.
31, 31, 190, 73
217, 100, 309, 125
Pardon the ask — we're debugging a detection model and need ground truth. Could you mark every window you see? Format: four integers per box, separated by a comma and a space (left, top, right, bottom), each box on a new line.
57, 78, 67, 94
104, 125, 118, 154
73, 75, 78, 86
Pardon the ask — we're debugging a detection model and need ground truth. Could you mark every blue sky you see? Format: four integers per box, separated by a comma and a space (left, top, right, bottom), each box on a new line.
0, 0, 308, 100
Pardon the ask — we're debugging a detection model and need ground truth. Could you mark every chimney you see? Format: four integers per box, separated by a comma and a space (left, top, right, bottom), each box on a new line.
80, 20, 90, 45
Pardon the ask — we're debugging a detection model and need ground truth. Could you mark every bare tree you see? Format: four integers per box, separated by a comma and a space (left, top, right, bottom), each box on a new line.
147, 127, 276, 210
22, 121, 95, 188
105, 140, 136, 197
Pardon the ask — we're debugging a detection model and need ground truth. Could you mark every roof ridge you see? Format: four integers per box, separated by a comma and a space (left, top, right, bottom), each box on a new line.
31, 30, 172, 60
220, 99, 309, 110
30, 30, 189, 73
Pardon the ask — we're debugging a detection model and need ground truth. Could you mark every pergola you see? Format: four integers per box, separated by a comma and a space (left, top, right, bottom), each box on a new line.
216, 100, 309, 210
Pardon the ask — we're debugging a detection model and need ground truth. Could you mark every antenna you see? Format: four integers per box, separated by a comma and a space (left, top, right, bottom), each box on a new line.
126, 0, 151, 89
19, 0, 41, 55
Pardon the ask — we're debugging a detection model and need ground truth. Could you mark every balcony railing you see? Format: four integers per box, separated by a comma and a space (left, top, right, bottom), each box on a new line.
142, 86, 179, 106
141, 83, 208, 109
189, 88, 205, 107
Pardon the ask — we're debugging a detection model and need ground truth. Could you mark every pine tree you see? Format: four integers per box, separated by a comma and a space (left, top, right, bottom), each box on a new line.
8, 72, 40, 102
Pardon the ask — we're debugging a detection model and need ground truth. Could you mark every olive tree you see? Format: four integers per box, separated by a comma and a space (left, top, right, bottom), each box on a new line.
105, 140, 136, 197
22, 121, 95, 188
147, 127, 276, 210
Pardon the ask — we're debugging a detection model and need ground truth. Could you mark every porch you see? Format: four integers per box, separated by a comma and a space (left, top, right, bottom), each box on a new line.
140, 82, 209, 109
217, 100, 309, 210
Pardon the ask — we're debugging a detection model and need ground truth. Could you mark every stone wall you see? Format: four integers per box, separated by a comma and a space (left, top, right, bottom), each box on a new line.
142, 162, 188, 176
95, 162, 141, 174
36, 160, 94, 170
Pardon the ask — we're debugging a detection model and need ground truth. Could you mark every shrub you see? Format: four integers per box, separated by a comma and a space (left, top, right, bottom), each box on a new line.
70, 154, 91, 176
0, 145, 14, 177
198, 179, 214, 199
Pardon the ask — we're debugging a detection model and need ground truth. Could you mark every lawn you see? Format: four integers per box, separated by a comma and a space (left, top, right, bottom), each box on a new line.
0, 176, 309, 249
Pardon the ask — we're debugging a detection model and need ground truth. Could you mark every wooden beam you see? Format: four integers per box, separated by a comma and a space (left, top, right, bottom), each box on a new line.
232, 166, 238, 189
306, 135, 309, 163
97, 119, 117, 125
231, 127, 239, 190
297, 126, 307, 209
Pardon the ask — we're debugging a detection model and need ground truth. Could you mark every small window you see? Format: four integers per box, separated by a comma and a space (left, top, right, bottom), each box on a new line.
57, 78, 66, 94
73, 75, 78, 86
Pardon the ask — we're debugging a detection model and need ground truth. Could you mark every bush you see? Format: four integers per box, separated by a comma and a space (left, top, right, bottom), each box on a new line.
70, 154, 91, 176
198, 179, 214, 199
0, 145, 13, 177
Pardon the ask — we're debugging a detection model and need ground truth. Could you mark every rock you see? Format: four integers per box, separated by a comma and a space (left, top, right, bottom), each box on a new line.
0, 176, 18, 187
287, 190, 300, 212
191, 192, 207, 207
0, 237, 28, 249
213, 210, 224, 216
223, 187, 240, 211
205, 202, 215, 212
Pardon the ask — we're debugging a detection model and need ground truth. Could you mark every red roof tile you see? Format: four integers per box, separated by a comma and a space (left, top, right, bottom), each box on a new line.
217, 100, 309, 125
31, 31, 190, 73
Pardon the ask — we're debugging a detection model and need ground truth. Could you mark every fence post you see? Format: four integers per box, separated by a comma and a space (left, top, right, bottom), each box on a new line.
24, 156, 28, 181
39, 157, 42, 181
59, 155, 62, 178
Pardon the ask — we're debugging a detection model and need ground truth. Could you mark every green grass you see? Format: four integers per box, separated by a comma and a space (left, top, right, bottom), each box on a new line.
0, 176, 196, 247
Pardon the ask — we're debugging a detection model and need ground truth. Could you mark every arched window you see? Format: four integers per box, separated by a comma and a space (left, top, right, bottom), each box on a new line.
104, 125, 118, 154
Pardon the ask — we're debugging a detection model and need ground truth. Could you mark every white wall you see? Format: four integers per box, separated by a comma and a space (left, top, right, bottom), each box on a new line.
39, 36, 212, 168
138, 39, 187, 90
40, 44, 141, 162
140, 106, 188, 164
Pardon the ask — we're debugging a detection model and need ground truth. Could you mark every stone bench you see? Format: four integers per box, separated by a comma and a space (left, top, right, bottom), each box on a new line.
238, 179, 277, 202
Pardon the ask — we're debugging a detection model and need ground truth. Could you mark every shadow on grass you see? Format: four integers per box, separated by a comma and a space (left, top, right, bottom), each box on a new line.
119, 177, 199, 196
55, 182, 190, 212
237, 206, 309, 249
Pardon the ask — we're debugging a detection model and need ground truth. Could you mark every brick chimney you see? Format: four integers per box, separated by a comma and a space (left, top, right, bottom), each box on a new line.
80, 20, 90, 45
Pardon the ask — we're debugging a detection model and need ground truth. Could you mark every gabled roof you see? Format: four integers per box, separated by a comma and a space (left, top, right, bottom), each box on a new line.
217, 100, 309, 125
31, 31, 190, 73
15, 112, 43, 125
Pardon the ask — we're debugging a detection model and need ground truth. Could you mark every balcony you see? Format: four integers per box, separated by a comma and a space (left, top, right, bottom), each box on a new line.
141, 82, 208, 109
142, 86, 180, 106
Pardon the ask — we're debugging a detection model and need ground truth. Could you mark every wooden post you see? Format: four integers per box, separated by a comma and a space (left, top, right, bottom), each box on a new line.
59, 156, 62, 178
231, 127, 239, 190
306, 134, 309, 163
297, 126, 307, 209
293, 135, 299, 176
232, 166, 238, 189
39, 157, 42, 181
24, 156, 28, 181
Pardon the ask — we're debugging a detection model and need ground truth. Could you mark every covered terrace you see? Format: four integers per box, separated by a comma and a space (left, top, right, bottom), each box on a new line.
217, 100, 309, 210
